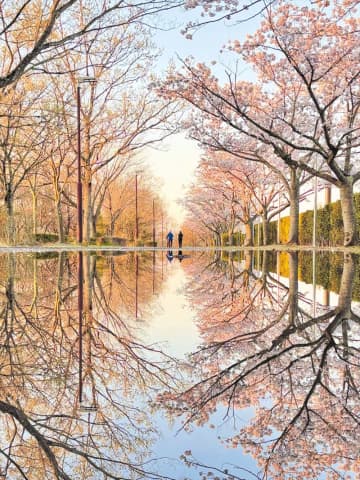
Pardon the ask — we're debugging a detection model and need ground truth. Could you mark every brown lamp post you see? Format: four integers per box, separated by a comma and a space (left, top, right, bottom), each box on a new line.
76, 76, 96, 244
152, 199, 155, 245
135, 173, 138, 243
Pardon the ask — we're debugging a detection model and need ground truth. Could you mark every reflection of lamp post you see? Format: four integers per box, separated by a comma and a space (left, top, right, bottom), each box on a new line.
135, 253, 139, 319
76, 76, 96, 244
78, 251, 98, 411
152, 250, 155, 294
78, 251, 84, 403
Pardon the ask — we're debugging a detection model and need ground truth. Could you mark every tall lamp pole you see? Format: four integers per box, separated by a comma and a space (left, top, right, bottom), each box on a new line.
76, 76, 96, 244
77, 85, 83, 243
135, 173, 138, 243
152, 199, 155, 245
312, 166, 318, 248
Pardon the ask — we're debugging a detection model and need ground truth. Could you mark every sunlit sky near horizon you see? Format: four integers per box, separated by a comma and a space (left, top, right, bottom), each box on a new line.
144, 8, 260, 226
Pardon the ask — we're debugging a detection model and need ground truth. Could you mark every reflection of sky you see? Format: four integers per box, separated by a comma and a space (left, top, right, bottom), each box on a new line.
7, 251, 358, 479
140, 259, 199, 357
138, 256, 260, 478
135, 252, 360, 479
150, 407, 258, 479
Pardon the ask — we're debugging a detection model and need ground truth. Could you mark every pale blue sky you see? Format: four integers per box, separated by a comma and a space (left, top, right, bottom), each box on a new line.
145, 9, 260, 224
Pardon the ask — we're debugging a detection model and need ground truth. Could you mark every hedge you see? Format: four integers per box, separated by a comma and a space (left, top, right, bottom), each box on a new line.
219, 250, 360, 301
221, 231, 246, 246
264, 250, 360, 301
231, 192, 360, 246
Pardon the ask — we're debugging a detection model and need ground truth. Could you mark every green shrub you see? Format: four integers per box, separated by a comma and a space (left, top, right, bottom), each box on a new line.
279, 217, 290, 244
221, 231, 245, 246
35, 233, 58, 243
268, 251, 360, 301
316, 206, 331, 246
268, 220, 277, 244
144, 241, 157, 247
235, 192, 360, 245
299, 210, 313, 245
329, 200, 343, 245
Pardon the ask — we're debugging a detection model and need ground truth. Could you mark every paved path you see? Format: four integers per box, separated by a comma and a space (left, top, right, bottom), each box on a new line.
0, 244, 357, 253
0, 245, 212, 253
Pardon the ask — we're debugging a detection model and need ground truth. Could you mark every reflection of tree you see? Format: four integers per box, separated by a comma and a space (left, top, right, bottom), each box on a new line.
167, 252, 360, 479
0, 252, 177, 479
94, 252, 166, 323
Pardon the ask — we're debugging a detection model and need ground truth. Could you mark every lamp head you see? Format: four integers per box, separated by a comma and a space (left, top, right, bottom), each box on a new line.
78, 76, 97, 85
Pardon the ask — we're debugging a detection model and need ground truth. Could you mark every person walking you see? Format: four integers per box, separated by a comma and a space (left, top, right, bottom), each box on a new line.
178, 230, 183, 248
166, 230, 174, 248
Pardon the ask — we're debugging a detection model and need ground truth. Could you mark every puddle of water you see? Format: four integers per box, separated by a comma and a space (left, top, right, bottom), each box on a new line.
0, 250, 358, 479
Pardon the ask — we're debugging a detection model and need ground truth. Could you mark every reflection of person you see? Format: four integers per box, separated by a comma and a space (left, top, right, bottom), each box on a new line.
166, 250, 173, 262
178, 250, 184, 262
178, 230, 183, 248
166, 231, 174, 248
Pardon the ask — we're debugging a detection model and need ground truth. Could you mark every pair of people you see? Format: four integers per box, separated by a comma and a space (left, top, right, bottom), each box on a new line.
166, 230, 183, 248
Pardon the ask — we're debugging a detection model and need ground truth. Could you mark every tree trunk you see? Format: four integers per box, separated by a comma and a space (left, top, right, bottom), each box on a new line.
5, 192, 15, 245
32, 190, 37, 238
288, 251, 299, 324
32, 257, 38, 311
288, 168, 299, 244
5, 254, 15, 338
83, 252, 95, 320
228, 228, 233, 246
337, 254, 354, 374
110, 218, 115, 237
54, 252, 65, 323
56, 201, 65, 243
220, 232, 225, 247
244, 221, 253, 247
340, 181, 357, 246
244, 250, 253, 289
337, 253, 354, 313
91, 216, 97, 238
261, 250, 269, 282
228, 253, 235, 284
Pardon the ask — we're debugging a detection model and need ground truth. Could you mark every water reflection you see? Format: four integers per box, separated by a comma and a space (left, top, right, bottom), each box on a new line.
0, 250, 358, 479
165, 250, 360, 479
0, 251, 178, 479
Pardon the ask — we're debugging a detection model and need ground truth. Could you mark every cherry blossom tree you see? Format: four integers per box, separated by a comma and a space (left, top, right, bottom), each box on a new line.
0, 1, 184, 90
163, 0, 360, 245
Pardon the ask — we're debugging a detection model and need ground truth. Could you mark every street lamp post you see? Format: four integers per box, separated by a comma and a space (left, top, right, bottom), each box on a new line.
313, 157, 318, 248
277, 185, 281, 244
152, 199, 155, 245
76, 76, 96, 244
77, 85, 83, 243
135, 173, 138, 243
